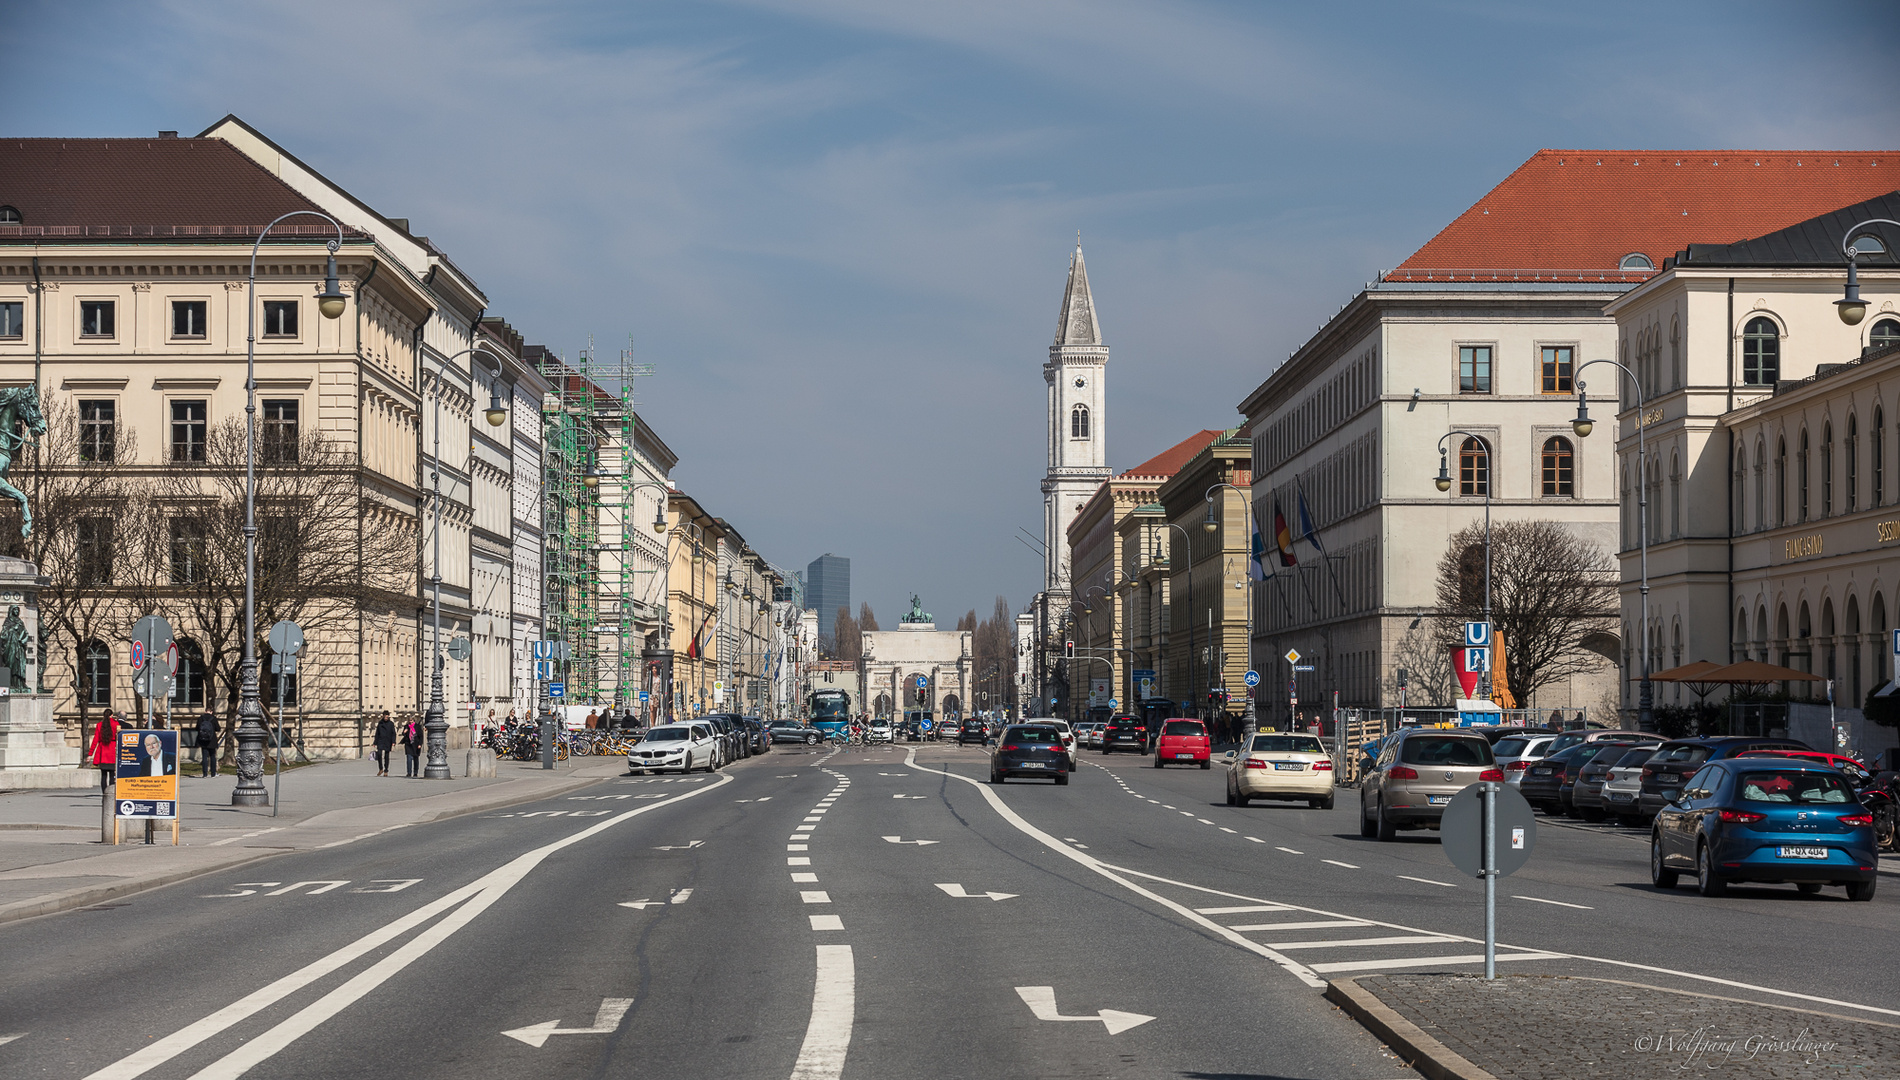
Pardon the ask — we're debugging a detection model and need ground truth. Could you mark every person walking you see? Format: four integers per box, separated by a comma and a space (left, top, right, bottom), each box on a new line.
372, 711, 396, 776
399, 715, 423, 778
195, 710, 220, 778
87, 711, 120, 791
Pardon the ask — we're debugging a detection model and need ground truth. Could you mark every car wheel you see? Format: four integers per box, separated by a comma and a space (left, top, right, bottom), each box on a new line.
805, 734, 818, 745
1102, 746, 1112, 754
1313, 794, 1334, 810
1846, 876, 1878, 901
1153, 756, 1164, 769
1237, 792, 1252, 807
1796, 882, 1823, 895
990, 772, 1003, 784
1199, 759, 1211, 770
1226, 783, 1237, 807
1649, 832, 1678, 889
1055, 773, 1069, 786
1359, 797, 1377, 838
1375, 799, 1396, 842
1695, 843, 1727, 897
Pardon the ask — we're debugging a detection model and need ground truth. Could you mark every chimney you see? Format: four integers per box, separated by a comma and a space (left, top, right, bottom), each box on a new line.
158, 130, 179, 138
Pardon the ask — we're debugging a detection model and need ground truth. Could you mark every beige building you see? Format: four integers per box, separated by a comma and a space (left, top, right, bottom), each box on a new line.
1156, 433, 1253, 722
863, 601, 972, 723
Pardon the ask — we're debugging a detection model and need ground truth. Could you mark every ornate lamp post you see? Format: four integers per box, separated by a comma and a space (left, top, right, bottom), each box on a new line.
1834, 218, 1900, 326
1570, 360, 1652, 731
233, 212, 349, 806
1432, 431, 1494, 705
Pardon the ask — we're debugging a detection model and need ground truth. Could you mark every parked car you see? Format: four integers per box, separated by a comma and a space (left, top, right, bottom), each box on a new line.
1225, 732, 1336, 809
1638, 737, 1812, 818
1569, 737, 1665, 819
1494, 733, 1559, 787
1465, 725, 1558, 746
1601, 746, 1660, 824
1047, 720, 1078, 767
1734, 748, 1874, 784
1546, 728, 1658, 758
1101, 716, 1150, 754
1520, 741, 1646, 815
1153, 719, 1211, 769
1652, 757, 1877, 900
741, 717, 769, 754
701, 712, 748, 764
768, 720, 821, 746
1079, 722, 1104, 750
990, 723, 1071, 785
958, 722, 989, 746
1359, 728, 1502, 841
626, 722, 720, 775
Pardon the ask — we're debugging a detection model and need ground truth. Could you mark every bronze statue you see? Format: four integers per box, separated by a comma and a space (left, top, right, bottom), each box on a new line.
0, 605, 29, 691
0, 386, 46, 538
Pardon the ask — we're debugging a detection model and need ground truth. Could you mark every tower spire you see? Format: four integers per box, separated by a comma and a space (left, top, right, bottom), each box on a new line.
1054, 239, 1101, 347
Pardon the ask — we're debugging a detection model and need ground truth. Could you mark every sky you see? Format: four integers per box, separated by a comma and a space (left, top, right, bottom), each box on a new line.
8, 0, 1899, 627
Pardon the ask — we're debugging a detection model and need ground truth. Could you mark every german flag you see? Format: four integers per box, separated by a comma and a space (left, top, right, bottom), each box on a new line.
1272, 501, 1298, 567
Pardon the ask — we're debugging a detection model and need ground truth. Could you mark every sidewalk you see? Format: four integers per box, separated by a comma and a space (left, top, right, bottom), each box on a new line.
0, 753, 626, 926
1327, 972, 1900, 1079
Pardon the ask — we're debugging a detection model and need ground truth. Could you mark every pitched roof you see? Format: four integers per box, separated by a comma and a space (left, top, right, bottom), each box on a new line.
1121, 429, 1225, 479
0, 135, 362, 239
1392, 150, 1900, 277
1676, 189, 1900, 268
1054, 242, 1102, 346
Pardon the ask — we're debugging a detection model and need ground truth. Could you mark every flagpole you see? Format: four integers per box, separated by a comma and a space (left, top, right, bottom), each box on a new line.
1293, 478, 1349, 613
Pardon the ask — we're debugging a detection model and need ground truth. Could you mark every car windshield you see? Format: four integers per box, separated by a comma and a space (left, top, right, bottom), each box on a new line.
1494, 737, 1531, 756
1400, 737, 1493, 766
645, 729, 689, 742
1737, 770, 1854, 804
1251, 735, 1326, 754
1653, 745, 1711, 766
1162, 721, 1206, 737
1009, 727, 1060, 743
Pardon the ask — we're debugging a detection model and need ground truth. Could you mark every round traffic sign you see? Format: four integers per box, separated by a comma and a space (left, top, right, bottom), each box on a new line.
1441, 783, 1537, 879
1244, 670, 1260, 687
914, 675, 927, 688
130, 639, 145, 671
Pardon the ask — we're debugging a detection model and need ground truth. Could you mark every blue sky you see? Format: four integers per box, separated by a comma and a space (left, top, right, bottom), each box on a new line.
8, 0, 1898, 626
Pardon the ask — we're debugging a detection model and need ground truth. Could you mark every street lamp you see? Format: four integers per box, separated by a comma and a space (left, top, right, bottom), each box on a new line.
1205, 482, 1256, 737
233, 211, 349, 806
1835, 218, 1900, 326
1431, 431, 1493, 705
1571, 359, 1653, 731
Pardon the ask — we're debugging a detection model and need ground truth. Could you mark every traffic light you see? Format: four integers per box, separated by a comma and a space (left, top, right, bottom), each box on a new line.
1064, 640, 1075, 659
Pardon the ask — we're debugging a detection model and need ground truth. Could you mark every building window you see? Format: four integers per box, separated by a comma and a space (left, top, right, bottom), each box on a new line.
1070, 404, 1089, 439
82, 640, 110, 707
1459, 436, 1489, 496
1798, 428, 1810, 522
171, 400, 207, 462
1821, 422, 1834, 517
0, 206, 19, 224
80, 300, 115, 338
1458, 346, 1492, 394
1619, 252, 1655, 271
1872, 318, 1900, 351
1875, 407, 1886, 506
1733, 450, 1746, 533
171, 300, 208, 339
169, 518, 207, 585
78, 400, 115, 463
261, 399, 299, 463
0, 301, 21, 339
1540, 436, 1574, 497
1742, 317, 1779, 385
174, 639, 207, 707
1775, 437, 1787, 526
1846, 415, 1858, 512
1540, 346, 1574, 394
76, 518, 113, 586
262, 300, 299, 338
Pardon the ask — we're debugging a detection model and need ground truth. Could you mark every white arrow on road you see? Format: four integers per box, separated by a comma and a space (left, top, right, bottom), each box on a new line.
881, 836, 939, 845
0, 1034, 23, 1047
618, 888, 691, 910
935, 883, 1016, 901
891, 794, 926, 800
1014, 987, 1153, 1035
654, 840, 703, 851
502, 998, 634, 1047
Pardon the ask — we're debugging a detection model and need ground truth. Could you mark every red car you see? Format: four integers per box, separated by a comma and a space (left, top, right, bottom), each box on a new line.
1153, 719, 1211, 769
1734, 748, 1873, 783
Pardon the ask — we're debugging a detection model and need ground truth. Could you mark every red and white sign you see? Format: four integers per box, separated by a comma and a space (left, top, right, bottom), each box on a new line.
1453, 647, 1486, 699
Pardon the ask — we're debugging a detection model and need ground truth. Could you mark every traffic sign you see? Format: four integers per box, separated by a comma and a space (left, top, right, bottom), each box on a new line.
268, 620, 304, 674
548, 683, 566, 699
1464, 621, 1491, 647
1464, 647, 1490, 673
130, 639, 144, 672
1442, 783, 1536, 879
1243, 670, 1260, 688
1283, 648, 1301, 665
915, 675, 928, 689
1292, 664, 1316, 672
638, 690, 650, 703
446, 636, 472, 661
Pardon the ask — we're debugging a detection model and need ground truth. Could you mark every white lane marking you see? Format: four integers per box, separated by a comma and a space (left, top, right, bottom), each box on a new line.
800, 891, 831, 904
1219, 827, 1237, 834
804, 815, 824, 821
1275, 847, 1304, 855
795, 825, 816, 832
1245, 836, 1264, 843
1194, 904, 1288, 915
87, 774, 733, 1080
1147, 799, 1159, 803
670, 889, 693, 905
881, 836, 939, 845
789, 945, 854, 1080
892, 794, 926, 799
617, 899, 663, 909
1268, 935, 1462, 951
265, 881, 348, 896
1310, 953, 1563, 974
935, 883, 1018, 901
808, 915, 844, 930
788, 844, 808, 851
1399, 876, 1460, 888
1227, 920, 1372, 932
1320, 860, 1359, 869
788, 857, 811, 866
1163, 805, 1177, 809
791, 873, 820, 883
208, 827, 281, 847
1014, 987, 1154, 1035
0, 1034, 22, 1046
1514, 895, 1594, 910
501, 997, 633, 1048
1195, 818, 1215, 825
655, 840, 704, 850
350, 880, 422, 894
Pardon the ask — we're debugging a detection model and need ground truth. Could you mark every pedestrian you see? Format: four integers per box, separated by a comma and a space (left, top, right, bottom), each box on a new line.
87, 711, 120, 791
400, 715, 423, 778
372, 711, 396, 776
195, 710, 220, 778
585, 709, 599, 729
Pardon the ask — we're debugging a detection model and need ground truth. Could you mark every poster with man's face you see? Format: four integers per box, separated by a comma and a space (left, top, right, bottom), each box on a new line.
117, 729, 179, 802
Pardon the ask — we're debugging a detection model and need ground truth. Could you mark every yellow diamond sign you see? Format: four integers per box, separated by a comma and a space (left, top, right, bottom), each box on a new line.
1283, 648, 1301, 665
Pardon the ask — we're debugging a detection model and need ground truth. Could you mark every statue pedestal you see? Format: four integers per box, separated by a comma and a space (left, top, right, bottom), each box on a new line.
0, 691, 91, 788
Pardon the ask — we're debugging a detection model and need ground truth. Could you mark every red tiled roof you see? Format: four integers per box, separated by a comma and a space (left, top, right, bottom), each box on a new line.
0, 136, 362, 238
1395, 150, 1900, 274
1122, 429, 1225, 479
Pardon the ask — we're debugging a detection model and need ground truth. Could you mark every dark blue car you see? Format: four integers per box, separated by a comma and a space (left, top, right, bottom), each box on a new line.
1651, 757, 1877, 900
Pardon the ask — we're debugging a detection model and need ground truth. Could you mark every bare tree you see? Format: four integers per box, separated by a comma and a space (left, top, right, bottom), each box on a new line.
1385, 621, 1454, 707
858, 602, 879, 633
972, 595, 1018, 716
1432, 520, 1616, 705
830, 606, 860, 662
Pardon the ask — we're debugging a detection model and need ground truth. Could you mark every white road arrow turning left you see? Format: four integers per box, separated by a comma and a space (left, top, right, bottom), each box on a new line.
935, 883, 1016, 901
881, 836, 939, 845
502, 998, 634, 1048
1014, 987, 1154, 1035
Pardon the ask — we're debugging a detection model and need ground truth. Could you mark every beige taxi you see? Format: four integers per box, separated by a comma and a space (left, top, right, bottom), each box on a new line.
1224, 732, 1337, 809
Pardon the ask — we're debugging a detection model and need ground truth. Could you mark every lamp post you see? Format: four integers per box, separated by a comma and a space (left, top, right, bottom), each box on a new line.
1834, 218, 1900, 326
1204, 482, 1257, 737
233, 212, 349, 806
1571, 359, 1652, 731
1432, 431, 1493, 705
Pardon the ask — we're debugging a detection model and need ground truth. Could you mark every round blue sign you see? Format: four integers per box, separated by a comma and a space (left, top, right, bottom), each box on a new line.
1244, 670, 1261, 687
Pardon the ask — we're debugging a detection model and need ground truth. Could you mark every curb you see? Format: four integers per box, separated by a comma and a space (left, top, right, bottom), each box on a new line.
1324, 976, 1498, 1080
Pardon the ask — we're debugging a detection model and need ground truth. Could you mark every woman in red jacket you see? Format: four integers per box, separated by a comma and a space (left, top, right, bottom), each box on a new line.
87, 711, 120, 790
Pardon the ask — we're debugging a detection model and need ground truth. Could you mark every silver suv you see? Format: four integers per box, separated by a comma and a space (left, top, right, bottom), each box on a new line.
1359, 728, 1501, 842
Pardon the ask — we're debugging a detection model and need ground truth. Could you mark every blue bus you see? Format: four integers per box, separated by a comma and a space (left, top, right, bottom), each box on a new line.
808, 689, 851, 737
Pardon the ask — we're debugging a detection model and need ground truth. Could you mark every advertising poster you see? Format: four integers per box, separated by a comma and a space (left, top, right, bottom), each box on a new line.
116, 729, 179, 816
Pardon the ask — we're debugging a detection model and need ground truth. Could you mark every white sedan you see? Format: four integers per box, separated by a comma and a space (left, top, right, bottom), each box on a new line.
867, 722, 894, 744
1047, 720, 1078, 767
627, 723, 720, 774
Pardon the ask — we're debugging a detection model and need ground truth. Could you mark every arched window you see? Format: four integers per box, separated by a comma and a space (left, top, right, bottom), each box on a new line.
1821, 422, 1833, 517
1774, 437, 1787, 526
1875, 407, 1886, 506
1846, 414, 1858, 512
1458, 436, 1489, 497
1798, 428, 1810, 522
82, 640, 110, 707
1872, 318, 1900, 351
1070, 404, 1089, 439
174, 639, 207, 708
1540, 436, 1574, 497
1619, 252, 1654, 271
1742, 317, 1780, 385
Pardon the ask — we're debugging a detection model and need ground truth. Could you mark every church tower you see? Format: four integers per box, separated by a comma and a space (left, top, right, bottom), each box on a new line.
1042, 241, 1111, 597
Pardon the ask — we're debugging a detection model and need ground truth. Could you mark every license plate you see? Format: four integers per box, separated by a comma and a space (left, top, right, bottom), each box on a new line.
1531, 768, 1551, 776
1176, 753, 1195, 759
1019, 762, 1048, 769
1777, 846, 1827, 859
1273, 762, 1303, 771
1427, 795, 1452, 805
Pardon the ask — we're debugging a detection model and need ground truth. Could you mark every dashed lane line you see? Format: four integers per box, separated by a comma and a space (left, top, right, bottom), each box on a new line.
1514, 895, 1594, 910
1398, 875, 1459, 888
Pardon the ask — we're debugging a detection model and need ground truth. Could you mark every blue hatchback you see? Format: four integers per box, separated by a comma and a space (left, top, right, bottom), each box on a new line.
1651, 757, 1877, 900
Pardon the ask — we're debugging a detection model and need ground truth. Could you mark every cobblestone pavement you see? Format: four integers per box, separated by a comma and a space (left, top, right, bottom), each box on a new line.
1358, 973, 1899, 1078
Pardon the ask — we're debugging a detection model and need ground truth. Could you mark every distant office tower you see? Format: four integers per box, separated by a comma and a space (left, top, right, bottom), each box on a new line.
806, 554, 850, 643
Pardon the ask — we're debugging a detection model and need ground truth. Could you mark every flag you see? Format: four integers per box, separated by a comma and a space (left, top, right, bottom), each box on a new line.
1271, 501, 1298, 567
686, 609, 715, 659
1247, 507, 1267, 581
1296, 490, 1326, 554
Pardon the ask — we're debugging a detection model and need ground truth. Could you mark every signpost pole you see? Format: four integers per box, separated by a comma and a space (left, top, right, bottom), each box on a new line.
273, 672, 285, 818
1482, 781, 1497, 979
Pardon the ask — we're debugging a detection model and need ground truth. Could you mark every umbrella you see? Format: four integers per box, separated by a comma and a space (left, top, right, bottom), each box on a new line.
1692, 660, 1824, 687
1648, 659, 1730, 700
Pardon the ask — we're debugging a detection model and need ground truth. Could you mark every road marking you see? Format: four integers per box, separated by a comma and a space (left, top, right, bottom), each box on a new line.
881, 836, 939, 845
501, 997, 633, 1048
1514, 895, 1594, 910
1398, 876, 1459, 888
1269, 935, 1461, 950
670, 888, 692, 904
654, 840, 704, 850
1219, 827, 1237, 834
1321, 860, 1359, 869
0, 1034, 22, 1046
1196, 818, 1215, 825
800, 891, 831, 904
792, 873, 819, 883
208, 827, 281, 847
935, 883, 1017, 901
892, 794, 926, 799
1245, 836, 1264, 843
1310, 953, 1562, 974
1275, 847, 1303, 855
1194, 904, 1288, 915
349, 880, 422, 894
1163, 805, 1177, 809
101, 775, 733, 1080
1228, 920, 1372, 932
788, 944, 855, 1080
1014, 987, 1154, 1035
804, 815, 824, 820
617, 899, 664, 909
808, 915, 844, 931
789, 857, 811, 866
795, 825, 816, 832
265, 881, 348, 896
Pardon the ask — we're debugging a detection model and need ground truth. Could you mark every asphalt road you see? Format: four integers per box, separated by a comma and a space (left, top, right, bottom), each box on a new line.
5, 737, 1894, 1080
